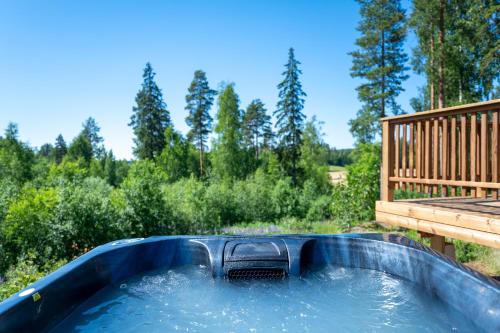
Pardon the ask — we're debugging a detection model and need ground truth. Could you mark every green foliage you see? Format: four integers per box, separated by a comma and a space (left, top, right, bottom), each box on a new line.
299, 117, 331, 192
328, 148, 353, 167
349, 0, 409, 143
212, 84, 245, 180
0, 123, 35, 184
53, 134, 67, 164
56, 177, 123, 256
242, 99, 272, 159
157, 126, 191, 182
81, 117, 104, 159
274, 48, 306, 185
0, 253, 66, 301
130, 63, 171, 159
185, 70, 216, 177
1, 187, 61, 271
68, 133, 93, 165
330, 144, 380, 229
410, 0, 499, 107
454, 240, 490, 263
119, 160, 171, 236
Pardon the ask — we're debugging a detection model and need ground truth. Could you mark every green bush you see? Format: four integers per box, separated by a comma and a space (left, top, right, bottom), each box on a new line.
119, 160, 172, 236
1, 187, 61, 272
55, 177, 123, 256
0, 253, 66, 301
330, 143, 380, 229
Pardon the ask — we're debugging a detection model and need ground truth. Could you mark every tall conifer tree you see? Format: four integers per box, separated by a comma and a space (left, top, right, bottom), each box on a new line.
185, 70, 216, 177
349, 0, 408, 143
274, 48, 306, 185
129, 63, 171, 160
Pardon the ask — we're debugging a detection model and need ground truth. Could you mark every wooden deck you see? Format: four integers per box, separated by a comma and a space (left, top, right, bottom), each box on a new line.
378, 99, 500, 252
376, 198, 500, 248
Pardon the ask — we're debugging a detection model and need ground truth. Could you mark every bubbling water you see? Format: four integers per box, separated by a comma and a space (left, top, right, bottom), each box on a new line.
51, 265, 481, 332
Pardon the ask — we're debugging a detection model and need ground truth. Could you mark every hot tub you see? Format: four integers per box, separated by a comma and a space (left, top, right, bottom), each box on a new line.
0, 234, 498, 332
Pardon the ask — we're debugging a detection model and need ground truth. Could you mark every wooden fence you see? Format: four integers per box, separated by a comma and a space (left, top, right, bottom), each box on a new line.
381, 99, 500, 202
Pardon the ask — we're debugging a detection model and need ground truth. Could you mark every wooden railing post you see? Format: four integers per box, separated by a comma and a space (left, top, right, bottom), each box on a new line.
381, 120, 394, 201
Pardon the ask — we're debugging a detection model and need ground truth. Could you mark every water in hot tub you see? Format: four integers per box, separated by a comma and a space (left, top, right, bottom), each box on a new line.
51, 265, 481, 332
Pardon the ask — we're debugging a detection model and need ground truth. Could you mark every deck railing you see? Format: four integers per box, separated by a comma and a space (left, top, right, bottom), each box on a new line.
381, 99, 500, 202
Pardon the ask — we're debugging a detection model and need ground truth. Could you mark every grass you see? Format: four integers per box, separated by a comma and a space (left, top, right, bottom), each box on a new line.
328, 165, 347, 172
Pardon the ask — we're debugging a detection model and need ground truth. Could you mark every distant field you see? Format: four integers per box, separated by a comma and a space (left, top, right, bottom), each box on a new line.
328, 165, 347, 184
328, 165, 347, 172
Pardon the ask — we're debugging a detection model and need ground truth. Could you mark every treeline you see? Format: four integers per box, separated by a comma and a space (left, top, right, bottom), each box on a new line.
0, 48, 339, 285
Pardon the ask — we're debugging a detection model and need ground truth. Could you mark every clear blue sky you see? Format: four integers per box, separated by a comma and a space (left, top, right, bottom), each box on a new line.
0, 0, 423, 160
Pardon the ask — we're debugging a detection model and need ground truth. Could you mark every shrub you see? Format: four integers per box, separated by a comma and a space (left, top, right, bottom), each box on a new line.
119, 160, 171, 236
1, 187, 61, 271
0, 253, 66, 301
55, 177, 123, 256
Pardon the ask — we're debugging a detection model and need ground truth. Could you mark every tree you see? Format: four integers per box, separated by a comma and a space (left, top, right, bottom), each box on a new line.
104, 150, 117, 186
242, 99, 271, 159
0, 123, 34, 184
38, 144, 54, 158
299, 117, 330, 193
212, 83, 244, 180
53, 135, 67, 164
81, 117, 104, 159
274, 48, 307, 185
68, 133, 93, 165
158, 126, 190, 182
185, 70, 216, 177
411, 0, 499, 108
349, 0, 409, 142
129, 63, 171, 160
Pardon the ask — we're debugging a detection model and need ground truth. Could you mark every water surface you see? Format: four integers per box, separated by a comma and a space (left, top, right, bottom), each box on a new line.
51, 265, 480, 332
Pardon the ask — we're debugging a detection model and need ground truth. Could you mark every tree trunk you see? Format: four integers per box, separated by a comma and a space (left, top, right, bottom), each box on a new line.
199, 136, 204, 176
430, 29, 435, 110
381, 29, 386, 118
438, 0, 445, 108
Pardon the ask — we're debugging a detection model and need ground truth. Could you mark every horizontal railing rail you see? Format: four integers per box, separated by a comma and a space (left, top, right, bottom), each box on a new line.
381, 99, 500, 201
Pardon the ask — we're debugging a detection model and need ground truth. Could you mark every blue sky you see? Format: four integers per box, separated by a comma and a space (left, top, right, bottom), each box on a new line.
0, 0, 423, 159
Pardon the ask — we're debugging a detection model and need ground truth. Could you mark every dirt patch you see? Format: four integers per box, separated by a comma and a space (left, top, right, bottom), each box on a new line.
329, 171, 347, 184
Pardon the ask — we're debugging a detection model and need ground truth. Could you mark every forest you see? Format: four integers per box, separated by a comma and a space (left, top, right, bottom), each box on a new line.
0, 0, 498, 299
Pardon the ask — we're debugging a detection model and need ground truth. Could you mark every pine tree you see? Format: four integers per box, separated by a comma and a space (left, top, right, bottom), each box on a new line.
54, 134, 67, 164
185, 70, 216, 177
242, 99, 271, 159
82, 117, 104, 159
411, 0, 499, 108
349, 0, 409, 143
129, 63, 171, 160
274, 48, 306, 185
212, 83, 244, 179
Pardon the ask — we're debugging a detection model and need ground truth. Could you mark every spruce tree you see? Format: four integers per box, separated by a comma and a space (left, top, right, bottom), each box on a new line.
349, 0, 408, 143
242, 99, 271, 159
274, 48, 306, 185
185, 70, 216, 177
54, 134, 67, 164
212, 83, 244, 179
129, 63, 171, 160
